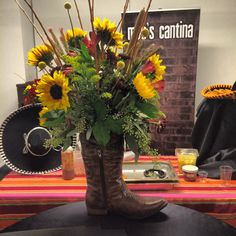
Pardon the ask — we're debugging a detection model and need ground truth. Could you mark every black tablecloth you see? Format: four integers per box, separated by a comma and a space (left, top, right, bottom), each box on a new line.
1, 202, 235, 236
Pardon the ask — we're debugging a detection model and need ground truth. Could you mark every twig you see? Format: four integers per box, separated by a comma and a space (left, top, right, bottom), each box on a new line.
73, 0, 84, 30
14, 73, 26, 82
66, 7, 77, 48
88, 0, 99, 82
48, 28, 64, 55
143, 0, 152, 24
15, 0, 46, 44
141, 44, 164, 63
88, 0, 95, 32
117, 0, 130, 32
59, 28, 69, 53
22, 0, 63, 66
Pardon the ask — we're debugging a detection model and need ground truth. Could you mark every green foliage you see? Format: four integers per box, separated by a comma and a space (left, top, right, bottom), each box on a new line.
92, 121, 110, 146
136, 101, 159, 118
39, 36, 164, 158
42, 110, 65, 128
106, 117, 123, 134
79, 42, 93, 62
94, 99, 107, 121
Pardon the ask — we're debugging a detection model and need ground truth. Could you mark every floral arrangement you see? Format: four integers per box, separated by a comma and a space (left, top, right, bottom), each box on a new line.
18, 0, 166, 159
23, 79, 40, 105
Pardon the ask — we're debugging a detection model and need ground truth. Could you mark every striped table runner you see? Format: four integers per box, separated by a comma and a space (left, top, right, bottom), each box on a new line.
1, 156, 236, 230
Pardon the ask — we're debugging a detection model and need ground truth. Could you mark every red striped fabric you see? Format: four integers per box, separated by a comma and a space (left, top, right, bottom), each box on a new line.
1, 156, 236, 230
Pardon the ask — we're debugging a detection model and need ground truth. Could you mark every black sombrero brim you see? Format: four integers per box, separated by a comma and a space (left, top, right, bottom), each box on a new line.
0, 104, 62, 174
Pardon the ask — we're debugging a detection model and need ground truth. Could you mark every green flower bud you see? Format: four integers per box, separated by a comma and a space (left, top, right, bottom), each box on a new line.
141, 27, 149, 38
64, 2, 72, 10
38, 61, 46, 70
116, 60, 125, 70
101, 92, 112, 99
91, 74, 101, 82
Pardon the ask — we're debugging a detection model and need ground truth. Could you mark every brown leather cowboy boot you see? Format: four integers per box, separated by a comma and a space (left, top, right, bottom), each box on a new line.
101, 134, 168, 219
81, 133, 167, 219
80, 134, 107, 215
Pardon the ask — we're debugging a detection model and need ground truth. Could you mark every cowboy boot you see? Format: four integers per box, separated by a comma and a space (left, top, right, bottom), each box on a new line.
101, 134, 168, 219
80, 134, 107, 215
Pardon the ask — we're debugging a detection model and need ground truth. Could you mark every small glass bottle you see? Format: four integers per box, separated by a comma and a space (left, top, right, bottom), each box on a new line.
73, 142, 85, 176
61, 147, 75, 180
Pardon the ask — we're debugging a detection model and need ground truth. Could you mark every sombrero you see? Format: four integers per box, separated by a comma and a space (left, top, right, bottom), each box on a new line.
201, 84, 236, 99
0, 103, 63, 174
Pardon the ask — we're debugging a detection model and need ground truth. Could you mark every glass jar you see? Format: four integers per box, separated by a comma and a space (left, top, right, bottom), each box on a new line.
175, 148, 198, 173
73, 143, 85, 176
61, 148, 75, 180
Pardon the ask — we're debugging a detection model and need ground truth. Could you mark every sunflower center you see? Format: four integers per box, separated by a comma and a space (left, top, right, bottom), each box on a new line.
99, 30, 113, 45
50, 84, 62, 99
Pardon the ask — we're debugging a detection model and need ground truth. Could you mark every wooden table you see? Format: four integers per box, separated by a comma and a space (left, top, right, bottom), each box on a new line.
1, 156, 236, 230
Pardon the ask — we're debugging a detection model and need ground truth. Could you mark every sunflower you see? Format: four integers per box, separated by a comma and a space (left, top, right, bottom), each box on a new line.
148, 54, 166, 82
28, 44, 54, 66
133, 72, 156, 99
65, 27, 87, 48
93, 17, 123, 48
111, 31, 123, 49
36, 71, 71, 111
93, 17, 116, 32
39, 106, 49, 126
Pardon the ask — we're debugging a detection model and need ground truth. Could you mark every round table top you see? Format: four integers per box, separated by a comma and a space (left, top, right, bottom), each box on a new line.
1, 202, 236, 236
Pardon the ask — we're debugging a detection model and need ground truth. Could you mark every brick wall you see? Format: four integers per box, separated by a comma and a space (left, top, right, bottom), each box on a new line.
124, 9, 200, 155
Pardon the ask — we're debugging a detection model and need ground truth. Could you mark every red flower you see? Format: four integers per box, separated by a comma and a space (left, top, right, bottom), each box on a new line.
63, 66, 73, 76
67, 51, 77, 57
83, 32, 99, 56
23, 96, 31, 105
141, 61, 155, 75
152, 80, 165, 92
28, 86, 36, 96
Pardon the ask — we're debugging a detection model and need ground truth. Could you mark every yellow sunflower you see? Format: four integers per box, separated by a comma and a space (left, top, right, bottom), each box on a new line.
39, 106, 49, 126
36, 71, 71, 111
93, 17, 123, 48
28, 44, 54, 66
65, 27, 87, 41
112, 31, 124, 49
93, 17, 116, 32
148, 54, 166, 82
65, 28, 87, 48
133, 72, 156, 99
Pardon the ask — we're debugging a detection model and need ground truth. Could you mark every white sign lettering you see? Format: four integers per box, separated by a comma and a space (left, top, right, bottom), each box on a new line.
127, 21, 194, 40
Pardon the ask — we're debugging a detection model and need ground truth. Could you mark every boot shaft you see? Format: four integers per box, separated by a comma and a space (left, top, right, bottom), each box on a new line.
80, 133, 106, 210
81, 133, 124, 202
101, 134, 125, 200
